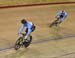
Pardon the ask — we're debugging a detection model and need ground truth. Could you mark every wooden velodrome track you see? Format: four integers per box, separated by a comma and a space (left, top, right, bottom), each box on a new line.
0, 2, 75, 58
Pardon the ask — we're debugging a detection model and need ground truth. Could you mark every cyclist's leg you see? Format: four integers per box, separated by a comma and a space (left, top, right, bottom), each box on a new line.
58, 18, 64, 24
23, 28, 31, 42
25, 28, 28, 34
58, 20, 62, 24
50, 19, 58, 27
24, 25, 35, 42
21, 28, 28, 42
52, 18, 60, 26
25, 25, 35, 42
31, 24, 36, 32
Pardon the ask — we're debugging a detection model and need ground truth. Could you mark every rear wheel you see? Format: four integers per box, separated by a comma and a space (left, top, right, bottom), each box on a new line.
23, 36, 32, 48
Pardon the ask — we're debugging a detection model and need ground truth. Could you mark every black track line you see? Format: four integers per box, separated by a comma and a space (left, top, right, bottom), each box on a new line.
0, 2, 75, 9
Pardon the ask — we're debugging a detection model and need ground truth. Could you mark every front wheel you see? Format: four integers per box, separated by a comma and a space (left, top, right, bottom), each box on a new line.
14, 37, 23, 50
50, 20, 58, 27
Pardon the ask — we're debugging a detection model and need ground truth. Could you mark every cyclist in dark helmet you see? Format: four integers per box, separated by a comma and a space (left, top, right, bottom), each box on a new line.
50, 10, 68, 27
21, 19, 27, 24
18, 19, 35, 41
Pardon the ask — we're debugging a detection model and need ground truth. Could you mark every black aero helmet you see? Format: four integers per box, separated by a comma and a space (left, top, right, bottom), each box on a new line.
62, 10, 64, 13
21, 19, 27, 24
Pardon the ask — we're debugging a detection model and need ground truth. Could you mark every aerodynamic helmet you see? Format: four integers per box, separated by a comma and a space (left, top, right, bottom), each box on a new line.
21, 19, 27, 24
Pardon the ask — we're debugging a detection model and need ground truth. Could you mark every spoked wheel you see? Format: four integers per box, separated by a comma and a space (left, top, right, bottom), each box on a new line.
23, 36, 32, 48
14, 37, 23, 50
14, 35, 32, 50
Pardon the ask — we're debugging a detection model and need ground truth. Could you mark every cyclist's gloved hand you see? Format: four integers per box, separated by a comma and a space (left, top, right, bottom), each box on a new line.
18, 33, 22, 37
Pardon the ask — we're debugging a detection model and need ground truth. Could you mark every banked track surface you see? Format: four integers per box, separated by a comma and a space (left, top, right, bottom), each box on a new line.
0, 35, 75, 58
0, 2, 75, 51
0, 34, 75, 51
0, 2, 75, 58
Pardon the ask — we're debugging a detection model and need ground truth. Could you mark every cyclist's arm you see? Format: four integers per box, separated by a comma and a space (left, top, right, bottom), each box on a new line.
18, 24, 25, 35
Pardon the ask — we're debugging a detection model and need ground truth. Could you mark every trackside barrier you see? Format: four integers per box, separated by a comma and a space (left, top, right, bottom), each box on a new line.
0, 2, 75, 9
